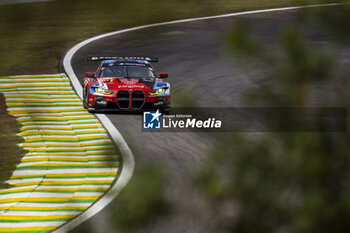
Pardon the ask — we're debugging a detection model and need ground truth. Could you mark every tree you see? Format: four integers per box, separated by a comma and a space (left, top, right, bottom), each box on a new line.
193, 5, 350, 233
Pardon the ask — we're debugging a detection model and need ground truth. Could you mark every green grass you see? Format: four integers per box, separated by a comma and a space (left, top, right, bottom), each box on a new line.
0, 94, 26, 189
0, 0, 344, 75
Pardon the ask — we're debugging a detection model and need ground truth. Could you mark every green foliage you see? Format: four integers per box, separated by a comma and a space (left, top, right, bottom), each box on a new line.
279, 27, 333, 85
196, 132, 350, 233
173, 88, 198, 107
303, 3, 350, 41
224, 20, 335, 106
224, 21, 261, 57
194, 4, 350, 233
110, 163, 169, 233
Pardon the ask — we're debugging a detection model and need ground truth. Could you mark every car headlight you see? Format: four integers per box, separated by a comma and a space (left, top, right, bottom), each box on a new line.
95, 87, 114, 95
148, 88, 166, 95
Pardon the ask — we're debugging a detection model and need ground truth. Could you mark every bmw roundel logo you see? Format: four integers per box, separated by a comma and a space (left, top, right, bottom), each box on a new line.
129, 89, 132, 91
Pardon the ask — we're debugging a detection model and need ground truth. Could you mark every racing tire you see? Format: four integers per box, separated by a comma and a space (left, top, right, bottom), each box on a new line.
83, 88, 88, 109
87, 107, 96, 113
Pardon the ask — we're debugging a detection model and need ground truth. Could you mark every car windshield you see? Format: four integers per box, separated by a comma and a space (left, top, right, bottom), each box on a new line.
99, 63, 156, 80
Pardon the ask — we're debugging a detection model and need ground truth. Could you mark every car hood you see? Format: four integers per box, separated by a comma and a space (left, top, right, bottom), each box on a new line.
99, 77, 154, 90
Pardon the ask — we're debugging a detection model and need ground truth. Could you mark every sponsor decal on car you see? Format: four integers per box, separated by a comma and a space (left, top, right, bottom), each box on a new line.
118, 85, 145, 89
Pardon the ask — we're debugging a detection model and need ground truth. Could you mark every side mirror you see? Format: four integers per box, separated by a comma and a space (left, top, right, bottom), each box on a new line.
86, 72, 96, 78
159, 72, 168, 79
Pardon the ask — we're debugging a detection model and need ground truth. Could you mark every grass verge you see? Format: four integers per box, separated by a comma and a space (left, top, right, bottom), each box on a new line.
0, 0, 346, 75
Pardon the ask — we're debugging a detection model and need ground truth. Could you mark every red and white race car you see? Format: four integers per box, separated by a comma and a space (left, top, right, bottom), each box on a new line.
83, 56, 170, 113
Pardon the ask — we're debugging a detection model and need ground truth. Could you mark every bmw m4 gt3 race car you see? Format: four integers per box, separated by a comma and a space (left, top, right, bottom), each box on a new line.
83, 56, 170, 113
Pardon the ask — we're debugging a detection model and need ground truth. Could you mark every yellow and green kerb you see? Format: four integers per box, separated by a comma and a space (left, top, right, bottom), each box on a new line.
0, 74, 119, 233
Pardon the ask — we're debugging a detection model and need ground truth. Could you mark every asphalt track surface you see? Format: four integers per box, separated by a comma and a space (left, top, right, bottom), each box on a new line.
68, 8, 349, 233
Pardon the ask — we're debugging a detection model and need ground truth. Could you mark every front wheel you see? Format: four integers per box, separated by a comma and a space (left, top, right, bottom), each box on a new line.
87, 107, 96, 113
83, 88, 88, 109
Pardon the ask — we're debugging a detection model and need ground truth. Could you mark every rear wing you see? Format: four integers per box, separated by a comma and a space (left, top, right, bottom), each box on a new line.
85, 56, 158, 63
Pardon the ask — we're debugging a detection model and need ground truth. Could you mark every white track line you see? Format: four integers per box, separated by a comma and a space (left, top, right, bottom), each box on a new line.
59, 2, 346, 233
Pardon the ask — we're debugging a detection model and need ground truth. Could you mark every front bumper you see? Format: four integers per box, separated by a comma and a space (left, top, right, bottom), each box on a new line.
90, 93, 170, 111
